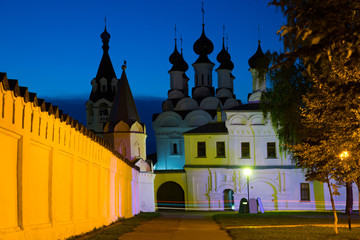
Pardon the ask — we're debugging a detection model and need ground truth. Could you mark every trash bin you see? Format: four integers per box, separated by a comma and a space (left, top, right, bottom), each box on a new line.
239, 198, 249, 214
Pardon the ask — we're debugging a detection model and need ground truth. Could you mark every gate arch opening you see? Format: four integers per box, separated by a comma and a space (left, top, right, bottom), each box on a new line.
157, 181, 185, 211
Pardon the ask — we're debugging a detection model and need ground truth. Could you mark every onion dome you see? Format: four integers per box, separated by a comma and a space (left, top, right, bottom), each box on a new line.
169, 40, 188, 72
178, 53, 189, 72
100, 27, 110, 41
248, 41, 270, 69
193, 25, 214, 63
216, 38, 234, 70
169, 41, 181, 64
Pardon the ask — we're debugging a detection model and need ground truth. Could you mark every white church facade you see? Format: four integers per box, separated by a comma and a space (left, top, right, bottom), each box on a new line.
152, 16, 359, 211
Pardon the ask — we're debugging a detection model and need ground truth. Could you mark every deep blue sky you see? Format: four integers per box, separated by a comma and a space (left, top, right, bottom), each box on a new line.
0, 0, 285, 102
0, 0, 285, 154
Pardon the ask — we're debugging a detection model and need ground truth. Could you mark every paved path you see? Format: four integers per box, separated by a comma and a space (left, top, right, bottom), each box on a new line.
118, 211, 231, 240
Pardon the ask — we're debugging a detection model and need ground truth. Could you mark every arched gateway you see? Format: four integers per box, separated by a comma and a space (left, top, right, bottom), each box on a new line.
157, 181, 185, 211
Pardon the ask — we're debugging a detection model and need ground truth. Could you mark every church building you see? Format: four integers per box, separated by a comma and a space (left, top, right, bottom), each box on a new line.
152, 11, 359, 211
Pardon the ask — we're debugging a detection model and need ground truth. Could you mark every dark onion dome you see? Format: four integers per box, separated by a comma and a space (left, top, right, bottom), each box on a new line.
193, 25, 214, 62
169, 42, 181, 64
100, 27, 110, 41
178, 53, 189, 71
169, 41, 189, 72
216, 39, 234, 70
248, 41, 270, 69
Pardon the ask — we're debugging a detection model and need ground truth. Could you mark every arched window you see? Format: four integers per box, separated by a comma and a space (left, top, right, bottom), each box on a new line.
99, 103, 109, 122
134, 142, 140, 157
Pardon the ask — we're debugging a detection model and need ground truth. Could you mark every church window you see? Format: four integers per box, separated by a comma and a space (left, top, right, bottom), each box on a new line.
99, 103, 109, 122
300, 183, 310, 201
267, 142, 276, 158
171, 143, 178, 155
241, 142, 250, 158
102, 85, 106, 92
197, 142, 206, 157
216, 142, 225, 157
201, 75, 204, 85
195, 75, 198, 85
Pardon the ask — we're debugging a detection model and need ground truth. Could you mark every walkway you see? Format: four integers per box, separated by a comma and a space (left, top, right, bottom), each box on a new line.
118, 211, 231, 240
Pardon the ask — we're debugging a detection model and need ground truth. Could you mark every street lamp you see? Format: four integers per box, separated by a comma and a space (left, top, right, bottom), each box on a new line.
340, 150, 351, 230
340, 151, 349, 159
244, 168, 252, 207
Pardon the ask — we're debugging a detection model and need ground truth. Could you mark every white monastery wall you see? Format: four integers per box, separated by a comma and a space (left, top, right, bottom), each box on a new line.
0, 76, 140, 240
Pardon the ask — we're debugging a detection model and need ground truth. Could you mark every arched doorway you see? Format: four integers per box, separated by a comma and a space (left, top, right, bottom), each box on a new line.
223, 189, 234, 211
157, 181, 185, 211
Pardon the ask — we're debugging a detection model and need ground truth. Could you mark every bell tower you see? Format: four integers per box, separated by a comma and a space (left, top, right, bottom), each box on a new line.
86, 22, 118, 134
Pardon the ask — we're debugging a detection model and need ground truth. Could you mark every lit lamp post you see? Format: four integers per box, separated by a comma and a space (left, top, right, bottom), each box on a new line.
244, 168, 252, 212
340, 150, 351, 230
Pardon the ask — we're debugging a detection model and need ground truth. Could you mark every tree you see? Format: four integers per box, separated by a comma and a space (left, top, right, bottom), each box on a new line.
269, 0, 360, 69
261, 52, 311, 149
264, 1, 360, 234
291, 60, 360, 234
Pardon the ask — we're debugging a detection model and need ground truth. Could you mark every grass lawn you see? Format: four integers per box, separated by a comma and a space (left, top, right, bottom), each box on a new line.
213, 211, 360, 240
67, 212, 160, 240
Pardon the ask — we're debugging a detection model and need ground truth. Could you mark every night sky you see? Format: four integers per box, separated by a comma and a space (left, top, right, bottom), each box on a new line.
0, 0, 285, 154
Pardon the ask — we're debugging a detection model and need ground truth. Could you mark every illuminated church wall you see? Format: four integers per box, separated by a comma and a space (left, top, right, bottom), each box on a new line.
0, 73, 140, 240
152, 16, 359, 212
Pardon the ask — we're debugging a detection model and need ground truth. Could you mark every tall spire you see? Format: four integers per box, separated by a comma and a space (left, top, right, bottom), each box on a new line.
175, 24, 177, 42
201, 1, 205, 26
216, 26, 234, 71
222, 25, 226, 50
226, 34, 229, 51
169, 26, 188, 72
90, 21, 117, 102
193, 1, 214, 64
107, 62, 141, 130
180, 35, 183, 55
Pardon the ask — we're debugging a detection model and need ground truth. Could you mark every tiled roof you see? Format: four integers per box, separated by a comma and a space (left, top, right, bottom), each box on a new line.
107, 68, 141, 130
